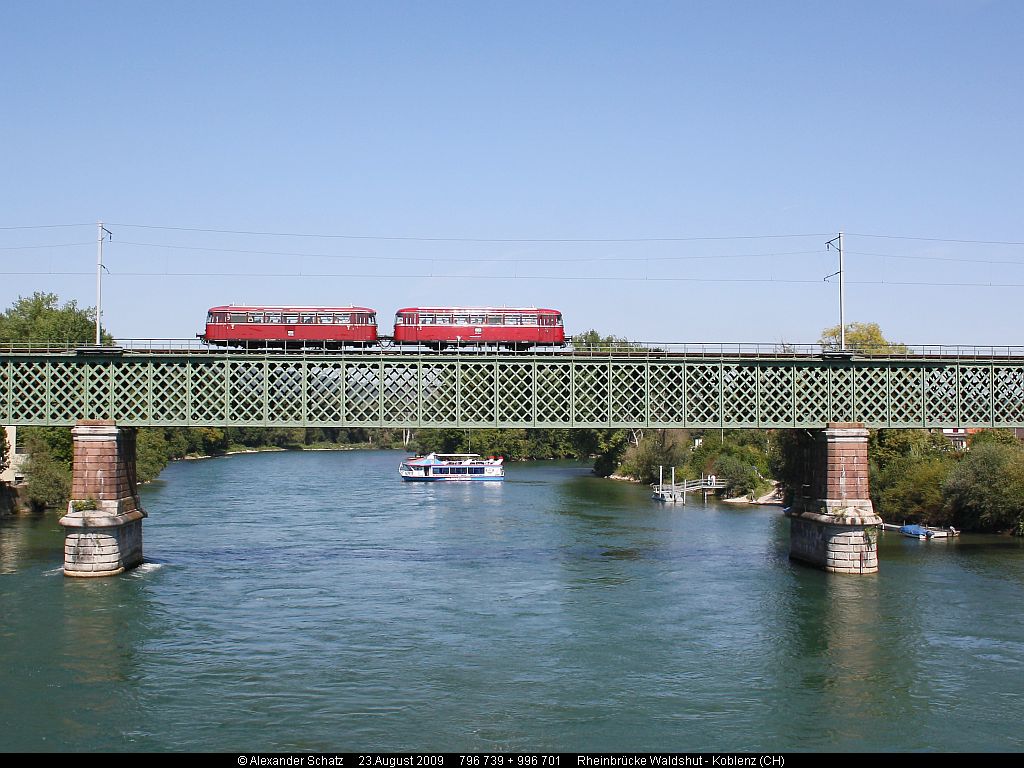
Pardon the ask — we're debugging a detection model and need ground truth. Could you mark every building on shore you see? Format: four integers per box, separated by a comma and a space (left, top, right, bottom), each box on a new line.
2, 426, 27, 484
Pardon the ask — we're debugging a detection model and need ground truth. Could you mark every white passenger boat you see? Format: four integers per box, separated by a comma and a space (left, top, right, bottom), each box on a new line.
399, 453, 505, 481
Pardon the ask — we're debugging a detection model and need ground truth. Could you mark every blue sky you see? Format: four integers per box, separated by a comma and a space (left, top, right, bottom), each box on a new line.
2, 1, 1022, 345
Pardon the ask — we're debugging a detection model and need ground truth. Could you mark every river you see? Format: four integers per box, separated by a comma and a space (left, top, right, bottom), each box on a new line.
1, 449, 1022, 752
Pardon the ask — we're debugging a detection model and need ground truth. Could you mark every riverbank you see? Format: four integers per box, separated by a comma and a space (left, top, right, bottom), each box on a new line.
177, 442, 401, 461
723, 485, 785, 505
608, 472, 784, 505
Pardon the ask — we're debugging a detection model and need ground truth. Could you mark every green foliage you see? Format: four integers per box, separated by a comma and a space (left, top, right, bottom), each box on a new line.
944, 442, 1024, 533
0, 291, 112, 345
21, 433, 71, 511
769, 429, 815, 504
0, 427, 8, 475
869, 428, 953, 469
819, 322, 909, 355
136, 429, 171, 483
572, 329, 646, 353
617, 430, 689, 484
968, 429, 1019, 448
868, 429, 958, 524
611, 428, 775, 495
877, 457, 956, 525
19, 427, 73, 465
410, 427, 608, 466
712, 453, 763, 497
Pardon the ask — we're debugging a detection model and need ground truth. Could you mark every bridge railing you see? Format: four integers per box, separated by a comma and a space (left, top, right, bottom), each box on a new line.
3, 339, 1024, 359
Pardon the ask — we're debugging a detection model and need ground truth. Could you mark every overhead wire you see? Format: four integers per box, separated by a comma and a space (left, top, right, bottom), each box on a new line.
106, 222, 832, 243
108, 240, 825, 264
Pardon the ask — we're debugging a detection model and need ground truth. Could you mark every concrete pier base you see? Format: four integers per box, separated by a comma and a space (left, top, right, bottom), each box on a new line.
787, 423, 881, 574
59, 421, 146, 577
60, 510, 145, 577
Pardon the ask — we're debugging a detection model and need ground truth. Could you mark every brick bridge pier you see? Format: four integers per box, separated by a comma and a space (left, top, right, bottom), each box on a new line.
786, 423, 882, 574
59, 420, 146, 577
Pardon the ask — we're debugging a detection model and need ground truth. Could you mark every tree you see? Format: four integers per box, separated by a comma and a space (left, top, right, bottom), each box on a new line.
572, 329, 651, 353
968, 429, 1019, 448
0, 291, 112, 345
617, 429, 689, 483
818, 322, 909, 355
21, 432, 71, 510
944, 442, 1024, 533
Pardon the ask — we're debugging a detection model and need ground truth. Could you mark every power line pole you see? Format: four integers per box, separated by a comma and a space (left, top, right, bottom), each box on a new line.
96, 221, 112, 345
826, 232, 846, 351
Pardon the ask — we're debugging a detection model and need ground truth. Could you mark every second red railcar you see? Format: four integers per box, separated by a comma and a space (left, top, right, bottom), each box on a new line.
392, 307, 565, 349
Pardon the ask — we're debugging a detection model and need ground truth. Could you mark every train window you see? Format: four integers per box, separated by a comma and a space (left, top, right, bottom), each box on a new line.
229, 313, 246, 323
454, 314, 469, 325
522, 315, 538, 325
556, 314, 563, 326
421, 314, 434, 325
206, 313, 215, 323
469, 314, 484, 324
505, 315, 522, 325
338, 313, 352, 324
486, 315, 501, 325
284, 313, 299, 324
369, 313, 376, 324
436, 314, 452, 324
248, 313, 264, 323
317, 313, 333, 324
266, 313, 282, 323
300, 313, 314, 324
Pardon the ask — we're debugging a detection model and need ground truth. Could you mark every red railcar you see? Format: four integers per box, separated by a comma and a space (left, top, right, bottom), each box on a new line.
392, 307, 565, 349
199, 305, 378, 348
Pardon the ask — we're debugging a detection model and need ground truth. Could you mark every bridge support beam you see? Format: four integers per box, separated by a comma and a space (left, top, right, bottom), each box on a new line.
786, 423, 881, 574
59, 421, 146, 577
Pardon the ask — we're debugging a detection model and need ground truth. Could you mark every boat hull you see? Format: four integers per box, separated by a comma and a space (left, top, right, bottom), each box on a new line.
400, 475, 504, 482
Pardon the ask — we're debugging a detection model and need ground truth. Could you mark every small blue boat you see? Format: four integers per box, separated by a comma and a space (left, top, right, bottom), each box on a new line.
899, 524, 958, 540
900, 524, 930, 539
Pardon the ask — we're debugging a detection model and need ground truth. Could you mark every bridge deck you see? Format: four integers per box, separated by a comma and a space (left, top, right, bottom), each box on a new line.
2, 349, 1023, 428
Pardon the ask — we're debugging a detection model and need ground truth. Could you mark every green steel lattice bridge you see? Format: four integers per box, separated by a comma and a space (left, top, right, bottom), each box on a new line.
3, 347, 1024, 429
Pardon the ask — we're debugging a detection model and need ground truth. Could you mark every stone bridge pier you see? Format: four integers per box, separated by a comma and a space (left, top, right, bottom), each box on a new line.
786, 423, 882, 574
59, 420, 146, 577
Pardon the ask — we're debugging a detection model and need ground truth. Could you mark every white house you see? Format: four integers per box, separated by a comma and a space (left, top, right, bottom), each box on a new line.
1, 426, 26, 484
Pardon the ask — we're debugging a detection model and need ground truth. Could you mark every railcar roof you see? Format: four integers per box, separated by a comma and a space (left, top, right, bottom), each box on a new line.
207, 305, 376, 313
394, 307, 560, 314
